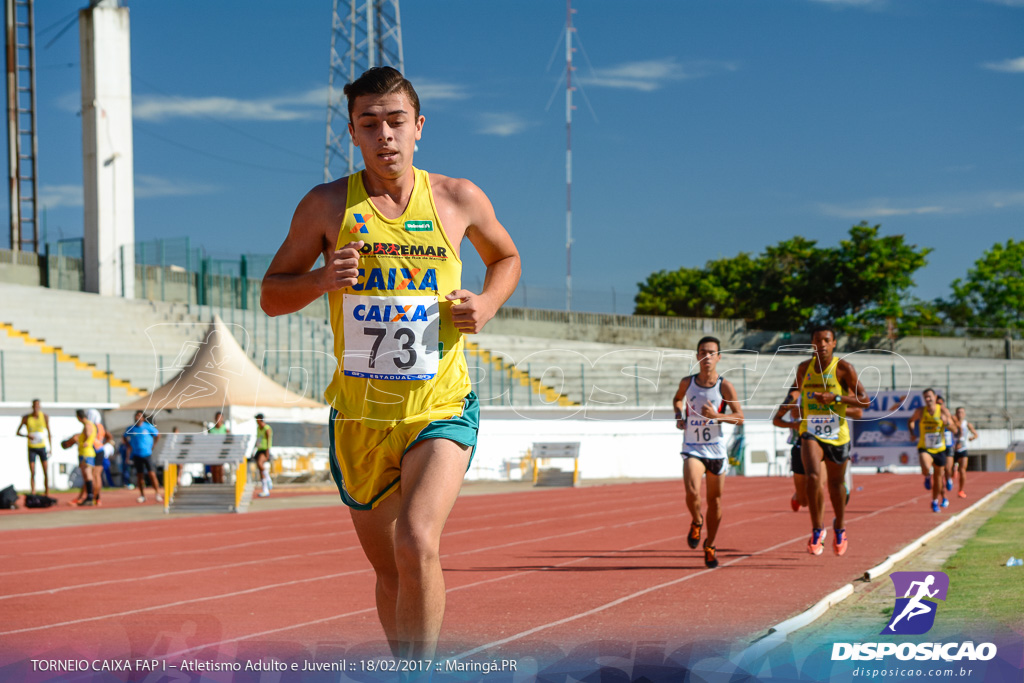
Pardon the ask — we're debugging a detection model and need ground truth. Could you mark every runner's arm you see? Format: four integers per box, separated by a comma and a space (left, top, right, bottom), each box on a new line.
673, 376, 692, 429
968, 422, 978, 440
45, 414, 52, 449
261, 186, 356, 316
907, 408, 922, 441
772, 388, 800, 429
714, 380, 744, 426
447, 180, 521, 334
15, 416, 27, 437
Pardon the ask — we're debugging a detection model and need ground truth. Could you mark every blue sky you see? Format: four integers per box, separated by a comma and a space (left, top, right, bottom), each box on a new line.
7, 0, 1024, 315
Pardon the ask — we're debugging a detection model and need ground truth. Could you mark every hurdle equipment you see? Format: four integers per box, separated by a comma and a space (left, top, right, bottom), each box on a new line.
531, 441, 581, 487
157, 432, 254, 513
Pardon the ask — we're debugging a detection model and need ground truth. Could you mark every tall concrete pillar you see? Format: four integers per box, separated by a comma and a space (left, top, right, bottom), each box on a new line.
80, 0, 134, 297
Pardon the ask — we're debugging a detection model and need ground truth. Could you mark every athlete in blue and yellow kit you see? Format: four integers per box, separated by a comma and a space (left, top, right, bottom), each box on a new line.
789, 325, 869, 557
908, 388, 958, 512
261, 67, 520, 665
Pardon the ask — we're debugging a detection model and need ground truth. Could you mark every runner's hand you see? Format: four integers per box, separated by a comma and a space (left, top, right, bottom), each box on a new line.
321, 240, 364, 292
447, 289, 495, 334
700, 400, 719, 419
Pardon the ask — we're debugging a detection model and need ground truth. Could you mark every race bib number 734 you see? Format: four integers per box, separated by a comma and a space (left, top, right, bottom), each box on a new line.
342, 294, 440, 381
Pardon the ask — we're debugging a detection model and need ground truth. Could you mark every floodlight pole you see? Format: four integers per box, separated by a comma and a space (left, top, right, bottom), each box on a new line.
565, 0, 575, 312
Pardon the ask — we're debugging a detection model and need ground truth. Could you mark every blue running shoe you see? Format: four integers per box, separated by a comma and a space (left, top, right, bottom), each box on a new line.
931, 500, 940, 513
945, 478, 953, 491
941, 497, 949, 508
924, 476, 931, 490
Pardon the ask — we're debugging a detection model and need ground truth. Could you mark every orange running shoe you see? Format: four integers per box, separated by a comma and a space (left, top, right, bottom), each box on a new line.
704, 543, 719, 568
807, 528, 827, 556
833, 528, 848, 556
790, 494, 800, 512
958, 490, 967, 498
687, 520, 703, 549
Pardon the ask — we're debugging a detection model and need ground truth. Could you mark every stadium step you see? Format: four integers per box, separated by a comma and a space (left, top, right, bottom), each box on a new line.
0, 321, 147, 397
464, 339, 577, 406
168, 482, 255, 514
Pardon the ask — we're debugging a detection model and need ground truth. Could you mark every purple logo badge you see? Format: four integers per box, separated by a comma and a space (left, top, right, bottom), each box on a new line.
882, 571, 949, 635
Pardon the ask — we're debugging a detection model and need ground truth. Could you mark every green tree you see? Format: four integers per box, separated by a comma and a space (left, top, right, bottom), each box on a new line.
942, 239, 1024, 333
634, 224, 932, 335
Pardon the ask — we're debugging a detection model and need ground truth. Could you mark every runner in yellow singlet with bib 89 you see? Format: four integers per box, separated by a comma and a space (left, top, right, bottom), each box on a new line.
789, 325, 869, 557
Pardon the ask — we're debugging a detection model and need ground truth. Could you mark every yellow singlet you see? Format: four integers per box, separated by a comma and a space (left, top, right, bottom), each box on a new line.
25, 413, 47, 449
78, 420, 96, 458
799, 357, 849, 445
323, 168, 471, 427
917, 405, 946, 454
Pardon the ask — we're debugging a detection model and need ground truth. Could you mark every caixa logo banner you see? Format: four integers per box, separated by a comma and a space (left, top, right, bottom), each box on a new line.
883, 571, 949, 635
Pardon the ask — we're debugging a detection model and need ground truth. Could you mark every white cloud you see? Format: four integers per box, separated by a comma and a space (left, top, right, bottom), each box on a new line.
134, 175, 218, 199
412, 79, 470, 104
578, 57, 737, 92
39, 184, 83, 209
39, 176, 217, 209
477, 113, 530, 137
130, 79, 467, 123
818, 189, 1024, 218
981, 57, 1024, 73
133, 90, 323, 122
818, 202, 951, 219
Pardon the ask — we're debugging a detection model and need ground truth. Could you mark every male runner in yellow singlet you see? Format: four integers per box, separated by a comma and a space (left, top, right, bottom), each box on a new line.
261, 67, 520, 665
908, 388, 958, 512
16, 399, 52, 496
788, 325, 869, 556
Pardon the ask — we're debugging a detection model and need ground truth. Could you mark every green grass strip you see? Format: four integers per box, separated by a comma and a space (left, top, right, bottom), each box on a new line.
939, 484, 1024, 632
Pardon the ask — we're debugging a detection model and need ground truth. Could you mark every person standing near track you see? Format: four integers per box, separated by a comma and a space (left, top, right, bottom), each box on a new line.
254, 414, 273, 498
952, 407, 977, 498
124, 411, 163, 504
908, 389, 958, 512
261, 67, 520, 665
207, 411, 228, 484
62, 409, 97, 506
16, 399, 52, 496
791, 324, 869, 557
673, 336, 744, 569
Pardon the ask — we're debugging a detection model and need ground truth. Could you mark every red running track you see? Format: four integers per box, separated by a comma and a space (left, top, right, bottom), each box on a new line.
0, 473, 1019, 667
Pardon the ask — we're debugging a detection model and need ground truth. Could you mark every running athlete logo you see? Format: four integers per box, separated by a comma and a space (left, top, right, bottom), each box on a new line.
882, 571, 949, 635
350, 213, 370, 234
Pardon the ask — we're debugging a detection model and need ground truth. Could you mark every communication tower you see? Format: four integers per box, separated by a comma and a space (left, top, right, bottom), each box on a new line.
323, 0, 404, 182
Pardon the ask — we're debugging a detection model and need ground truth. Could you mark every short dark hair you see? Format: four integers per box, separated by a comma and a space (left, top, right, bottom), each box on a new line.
810, 324, 837, 341
923, 387, 936, 396
31, 398, 40, 405
76, 409, 86, 419
343, 66, 420, 121
696, 336, 721, 354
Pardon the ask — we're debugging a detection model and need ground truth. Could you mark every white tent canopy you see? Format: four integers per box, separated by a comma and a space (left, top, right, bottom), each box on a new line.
109, 316, 328, 435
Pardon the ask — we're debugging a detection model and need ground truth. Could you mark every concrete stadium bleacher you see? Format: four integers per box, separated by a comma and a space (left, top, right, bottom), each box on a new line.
468, 334, 1024, 429
1, 281, 1020, 429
